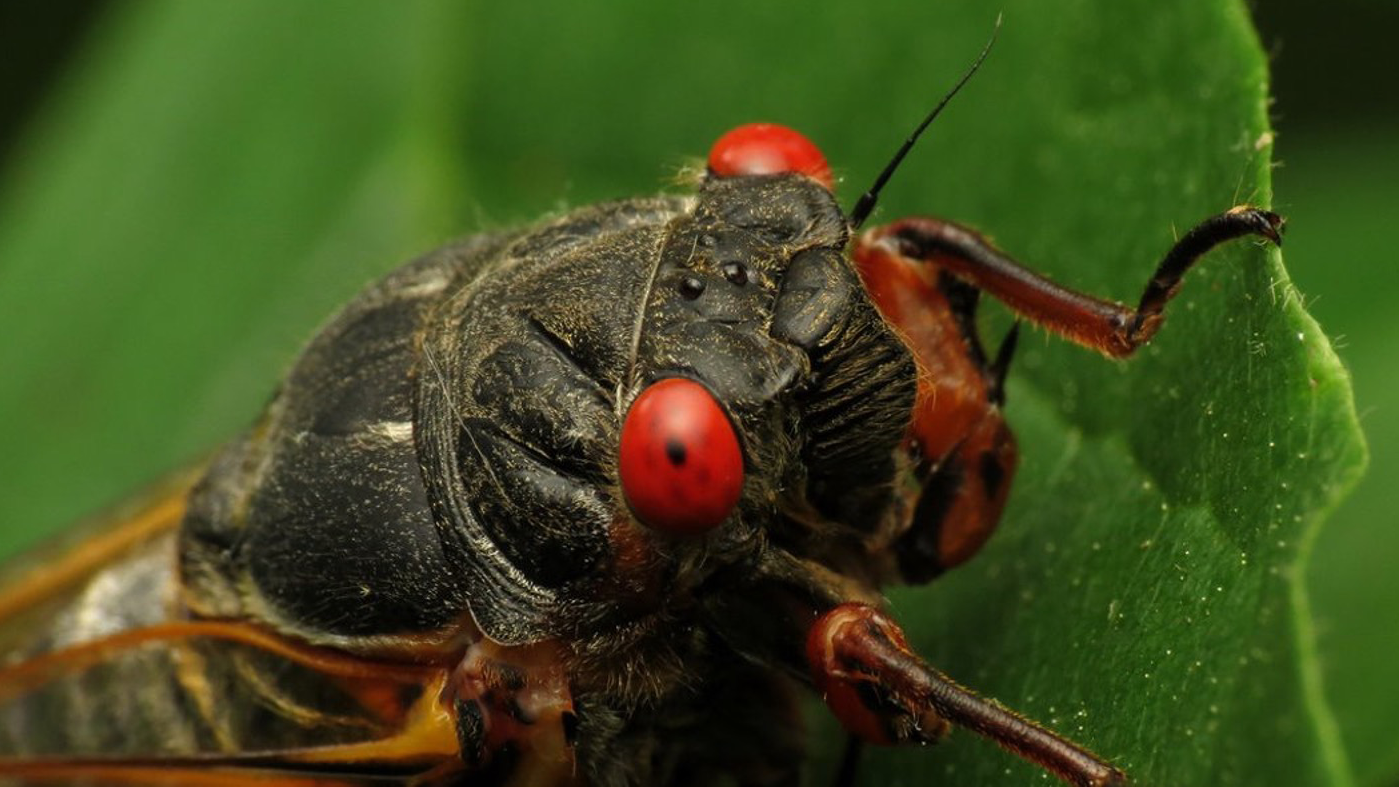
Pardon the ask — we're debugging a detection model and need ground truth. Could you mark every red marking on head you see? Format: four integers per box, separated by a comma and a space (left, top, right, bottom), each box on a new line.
619, 378, 744, 536
707, 123, 834, 189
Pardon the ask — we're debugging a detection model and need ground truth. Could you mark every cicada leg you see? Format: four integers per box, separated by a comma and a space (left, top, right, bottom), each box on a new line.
865, 207, 1283, 358
852, 234, 1023, 581
806, 603, 1126, 787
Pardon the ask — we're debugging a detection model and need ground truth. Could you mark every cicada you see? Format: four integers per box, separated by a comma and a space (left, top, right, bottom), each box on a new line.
0, 41, 1282, 787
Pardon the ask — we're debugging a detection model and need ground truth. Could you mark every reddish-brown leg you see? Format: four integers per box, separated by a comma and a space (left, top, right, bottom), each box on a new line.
852, 234, 1022, 580
865, 207, 1283, 357
807, 603, 1126, 787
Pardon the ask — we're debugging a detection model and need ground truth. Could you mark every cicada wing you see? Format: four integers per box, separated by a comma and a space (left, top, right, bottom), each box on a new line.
0, 761, 414, 786
0, 482, 463, 783
0, 475, 193, 654
0, 618, 461, 782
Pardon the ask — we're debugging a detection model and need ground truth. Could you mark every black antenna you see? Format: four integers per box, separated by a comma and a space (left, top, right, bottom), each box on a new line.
849, 14, 1002, 229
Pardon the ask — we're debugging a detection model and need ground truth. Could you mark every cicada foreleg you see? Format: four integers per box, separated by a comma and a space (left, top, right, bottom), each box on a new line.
806, 603, 1126, 787
866, 208, 1283, 358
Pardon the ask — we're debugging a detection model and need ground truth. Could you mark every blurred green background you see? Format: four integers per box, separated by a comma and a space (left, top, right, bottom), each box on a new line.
0, 1, 1390, 785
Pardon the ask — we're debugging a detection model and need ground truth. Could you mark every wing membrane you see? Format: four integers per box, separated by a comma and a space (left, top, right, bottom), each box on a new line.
0, 483, 461, 783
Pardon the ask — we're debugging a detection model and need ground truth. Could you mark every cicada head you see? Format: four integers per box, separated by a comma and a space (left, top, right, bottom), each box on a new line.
615, 127, 932, 595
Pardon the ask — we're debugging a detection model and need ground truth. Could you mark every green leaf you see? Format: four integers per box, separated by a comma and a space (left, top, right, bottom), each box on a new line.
0, 1, 1366, 786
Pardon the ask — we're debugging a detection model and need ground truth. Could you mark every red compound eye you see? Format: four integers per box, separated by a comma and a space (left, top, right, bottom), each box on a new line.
707, 123, 834, 190
619, 378, 744, 536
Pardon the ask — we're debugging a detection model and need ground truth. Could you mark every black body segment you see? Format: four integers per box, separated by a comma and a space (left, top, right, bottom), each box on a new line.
180, 242, 492, 641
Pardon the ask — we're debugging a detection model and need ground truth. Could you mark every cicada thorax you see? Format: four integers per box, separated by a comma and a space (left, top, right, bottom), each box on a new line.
178, 234, 497, 646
